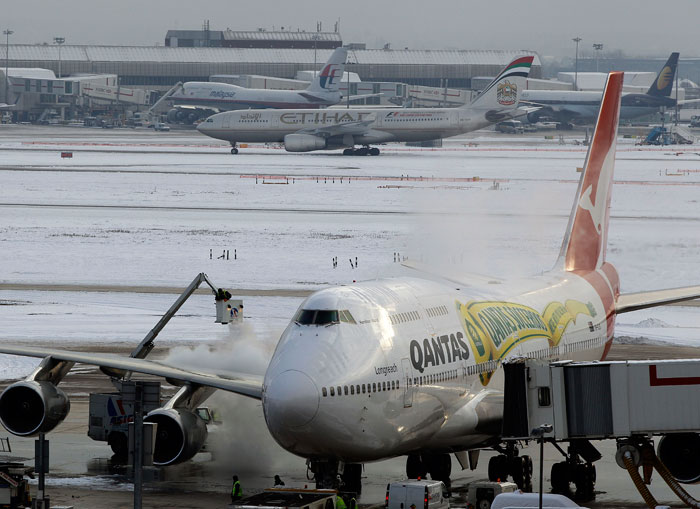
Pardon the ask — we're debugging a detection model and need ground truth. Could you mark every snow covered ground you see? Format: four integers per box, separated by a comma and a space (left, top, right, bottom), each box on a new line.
1, 125, 700, 380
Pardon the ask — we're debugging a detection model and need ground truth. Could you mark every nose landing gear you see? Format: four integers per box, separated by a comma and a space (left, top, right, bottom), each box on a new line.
230, 144, 239, 155
307, 459, 363, 495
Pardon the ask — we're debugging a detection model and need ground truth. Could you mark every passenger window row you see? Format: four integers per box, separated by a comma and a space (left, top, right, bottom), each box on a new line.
407, 368, 458, 386
522, 336, 604, 361
389, 311, 420, 325
467, 360, 498, 376
426, 305, 448, 318
321, 379, 401, 398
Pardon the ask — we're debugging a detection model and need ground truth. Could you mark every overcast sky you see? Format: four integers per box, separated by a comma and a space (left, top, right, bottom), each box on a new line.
4, 0, 699, 58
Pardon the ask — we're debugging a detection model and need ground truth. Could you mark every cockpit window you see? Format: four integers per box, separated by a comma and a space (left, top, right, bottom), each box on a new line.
339, 310, 356, 324
294, 309, 355, 325
206, 118, 213, 123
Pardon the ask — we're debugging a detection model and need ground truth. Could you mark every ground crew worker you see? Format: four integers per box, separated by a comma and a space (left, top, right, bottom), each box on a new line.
336, 494, 347, 509
349, 495, 357, 509
231, 475, 242, 503
273, 474, 285, 487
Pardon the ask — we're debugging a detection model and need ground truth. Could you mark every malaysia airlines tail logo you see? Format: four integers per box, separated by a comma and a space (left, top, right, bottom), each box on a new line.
319, 64, 342, 89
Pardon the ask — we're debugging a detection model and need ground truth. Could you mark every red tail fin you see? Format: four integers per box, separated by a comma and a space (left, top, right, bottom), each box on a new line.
557, 72, 624, 272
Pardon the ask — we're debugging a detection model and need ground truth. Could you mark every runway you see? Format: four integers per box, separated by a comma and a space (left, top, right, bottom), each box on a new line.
1, 124, 700, 507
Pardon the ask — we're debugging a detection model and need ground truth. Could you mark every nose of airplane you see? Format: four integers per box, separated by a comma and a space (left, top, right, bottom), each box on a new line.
264, 369, 319, 428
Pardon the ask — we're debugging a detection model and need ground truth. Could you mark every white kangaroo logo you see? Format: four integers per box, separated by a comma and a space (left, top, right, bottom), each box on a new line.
578, 147, 615, 235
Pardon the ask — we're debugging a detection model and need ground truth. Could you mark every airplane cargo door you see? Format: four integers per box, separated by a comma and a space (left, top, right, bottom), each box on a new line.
401, 358, 414, 408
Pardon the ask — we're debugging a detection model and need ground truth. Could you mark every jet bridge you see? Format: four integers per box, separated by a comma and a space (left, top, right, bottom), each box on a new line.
503, 358, 700, 507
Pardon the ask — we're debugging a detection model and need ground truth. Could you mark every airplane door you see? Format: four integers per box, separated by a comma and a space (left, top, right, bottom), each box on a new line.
401, 357, 414, 408
222, 114, 231, 129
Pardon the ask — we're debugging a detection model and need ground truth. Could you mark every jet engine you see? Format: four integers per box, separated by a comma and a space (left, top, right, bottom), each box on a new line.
658, 433, 700, 484
284, 134, 327, 152
166, 108, 182, 123
145, 407, 208, 466
0, 381, 70, 436
527, 111, 541, 124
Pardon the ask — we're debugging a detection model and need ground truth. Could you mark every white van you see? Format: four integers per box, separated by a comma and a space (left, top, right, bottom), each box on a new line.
386, 480, 448, 509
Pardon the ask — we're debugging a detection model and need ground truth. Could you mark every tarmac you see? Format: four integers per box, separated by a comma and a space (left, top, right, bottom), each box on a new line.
1, 344, 700, 508
2, 124, 700, 508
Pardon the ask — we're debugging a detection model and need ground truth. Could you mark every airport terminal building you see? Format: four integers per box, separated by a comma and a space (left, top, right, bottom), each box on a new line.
3, 44, 542, 91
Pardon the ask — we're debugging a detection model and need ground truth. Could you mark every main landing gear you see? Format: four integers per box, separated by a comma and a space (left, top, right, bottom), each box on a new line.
548, 440, 599, 501
343, 146, 380, 156
487, 443, 533, 492
405, 453, 453, 494
307, 459, 363, 495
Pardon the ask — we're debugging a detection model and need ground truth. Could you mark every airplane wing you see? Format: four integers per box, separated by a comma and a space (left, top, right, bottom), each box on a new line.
0, 345, 263, 399
401, 259, 504, 287
484, 106, 538, 123
678, 98, 700, 107
298, 115, 376, 138
616, 285, 700, 314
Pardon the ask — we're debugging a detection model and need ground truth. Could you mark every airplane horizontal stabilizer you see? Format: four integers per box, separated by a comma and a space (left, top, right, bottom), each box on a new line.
0, 345, 264, 399
616, 285, 700, 314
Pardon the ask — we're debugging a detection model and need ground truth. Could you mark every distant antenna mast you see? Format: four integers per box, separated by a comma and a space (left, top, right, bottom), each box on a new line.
203, 19, 210, 47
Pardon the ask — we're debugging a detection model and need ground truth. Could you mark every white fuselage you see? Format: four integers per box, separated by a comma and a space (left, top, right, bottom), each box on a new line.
196, 107, 496, 147
521, 89, 672, 122
262, 266, 616, 462
170, 82, 342, 111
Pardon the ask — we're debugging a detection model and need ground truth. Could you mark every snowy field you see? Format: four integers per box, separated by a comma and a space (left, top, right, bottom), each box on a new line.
1, 125, 700, 378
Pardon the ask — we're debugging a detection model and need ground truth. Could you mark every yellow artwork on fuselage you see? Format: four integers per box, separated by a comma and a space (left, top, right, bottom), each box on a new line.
456, 299, 596, 385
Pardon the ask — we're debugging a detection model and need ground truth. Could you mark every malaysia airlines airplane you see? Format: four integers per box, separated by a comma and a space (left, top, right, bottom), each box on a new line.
3, 72, 700, 497
166, 47, 348, 123
196, 56, 536, 155
521, 52, 686, 127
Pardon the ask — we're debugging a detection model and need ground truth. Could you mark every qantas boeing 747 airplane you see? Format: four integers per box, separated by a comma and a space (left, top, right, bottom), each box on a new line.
1, 72, 700, 497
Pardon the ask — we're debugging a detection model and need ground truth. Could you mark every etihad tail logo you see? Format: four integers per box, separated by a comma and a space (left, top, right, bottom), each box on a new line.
497, 80, 517, 106
456, 298, 595, 385
656, 66, 673, 91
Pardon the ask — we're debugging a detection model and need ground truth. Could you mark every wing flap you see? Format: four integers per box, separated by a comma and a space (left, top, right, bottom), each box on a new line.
616, 285, 700, 314
0, 345, 263, 399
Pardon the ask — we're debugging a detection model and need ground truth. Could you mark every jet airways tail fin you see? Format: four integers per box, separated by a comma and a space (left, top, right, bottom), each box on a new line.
557, 72, 624, 272
646, 52, 679, 98
306, 47, 348, 94
467, 55, 534, 110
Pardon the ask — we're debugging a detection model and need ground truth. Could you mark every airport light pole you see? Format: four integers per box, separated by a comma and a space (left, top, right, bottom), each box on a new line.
532, 424, 553, 509
312, 34, 320, 80
572, 37, 582, 90
4, 29, 13, 106
593, 43, 603, 72
54, 37, 65, 78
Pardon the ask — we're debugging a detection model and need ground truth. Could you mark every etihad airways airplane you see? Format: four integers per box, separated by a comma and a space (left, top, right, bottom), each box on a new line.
166, 47, 348, 123
196, 56, 536, 154
2, 72, 700, 497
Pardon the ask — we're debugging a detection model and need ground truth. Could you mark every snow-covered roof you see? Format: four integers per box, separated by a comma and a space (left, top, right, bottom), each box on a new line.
5, 67, 55, 79
7, 44, 540, 67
